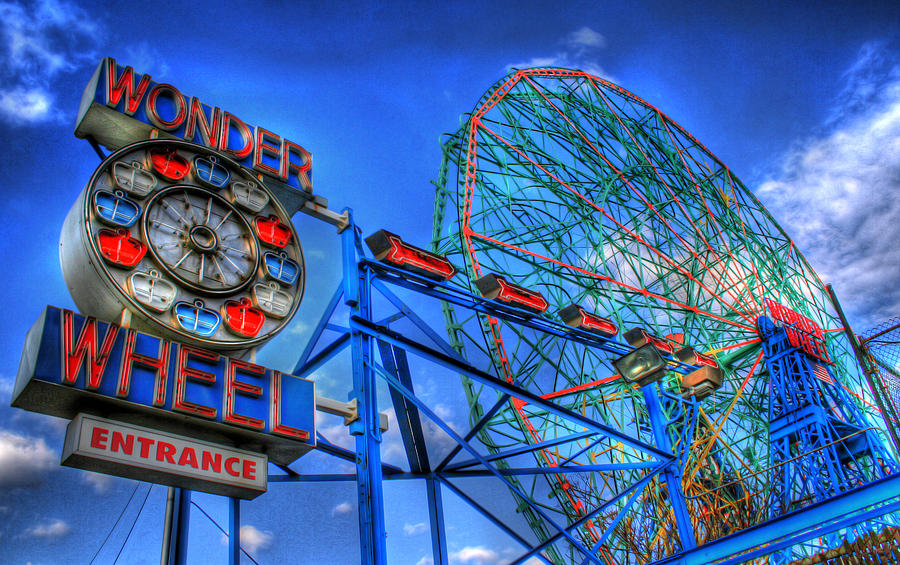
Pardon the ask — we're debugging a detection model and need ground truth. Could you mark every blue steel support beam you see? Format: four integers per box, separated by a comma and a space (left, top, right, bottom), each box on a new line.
651, 471, 900, 565
165, 488, 190, 565
292, 283, 345, 374
426, 477, 449, 565
350, 316, 674, 462
435, 393, 511, 472
364, 354, 606, 563
444, 430, 597, 471
643, 382, 697, 550
512, 469, 664, 565
438, 477, 545, 559
377, 341, 449, 563
344, 218, 388, 565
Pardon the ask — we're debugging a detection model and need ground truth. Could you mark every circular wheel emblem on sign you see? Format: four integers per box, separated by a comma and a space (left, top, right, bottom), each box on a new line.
60, 139, 305, 352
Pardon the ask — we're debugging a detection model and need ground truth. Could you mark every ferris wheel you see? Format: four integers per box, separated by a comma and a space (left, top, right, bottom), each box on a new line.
430, 68, 882, 563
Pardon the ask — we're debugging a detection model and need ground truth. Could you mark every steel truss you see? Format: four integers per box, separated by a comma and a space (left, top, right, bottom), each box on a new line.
269, 216, 900, 565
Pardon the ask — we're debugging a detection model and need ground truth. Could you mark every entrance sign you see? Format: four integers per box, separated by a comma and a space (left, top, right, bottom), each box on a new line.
63, 413, 268, 499
13, 306, 315, 465
75, 58, 312, 198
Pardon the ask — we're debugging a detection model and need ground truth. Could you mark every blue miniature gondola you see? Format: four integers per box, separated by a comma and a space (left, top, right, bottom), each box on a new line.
193, 155, 231, 189
263, 252, 300, 286
173, 300, 221, 337
93, 190, 141, 227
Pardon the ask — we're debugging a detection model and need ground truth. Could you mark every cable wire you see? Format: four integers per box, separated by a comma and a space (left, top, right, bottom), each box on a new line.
113, 484, 153, 564
190, 500, 261, 565
89, 481, 141, 564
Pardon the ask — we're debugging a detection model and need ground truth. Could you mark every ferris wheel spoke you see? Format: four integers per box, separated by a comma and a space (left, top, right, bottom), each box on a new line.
659, 120, 776, 310
212, 210, 233, 231
590, 87, 761, 316
171, 249, 194, 270
149, 219, 186, 236
475, 122, 758, 328
216, 251, 245, 277
161, 200, 191, 227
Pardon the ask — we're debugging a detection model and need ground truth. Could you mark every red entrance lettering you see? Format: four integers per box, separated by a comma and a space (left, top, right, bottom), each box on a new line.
156, 441, 176, 464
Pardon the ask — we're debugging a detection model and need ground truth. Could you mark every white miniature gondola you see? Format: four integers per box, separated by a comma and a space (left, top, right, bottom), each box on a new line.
112, 160, 157, 197
230, 180, 270, 213
129, 270, 177, 312
253, 282, 294, 318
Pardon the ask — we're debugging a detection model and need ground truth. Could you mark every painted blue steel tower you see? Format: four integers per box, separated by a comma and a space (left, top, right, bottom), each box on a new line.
758, 314, 897, 521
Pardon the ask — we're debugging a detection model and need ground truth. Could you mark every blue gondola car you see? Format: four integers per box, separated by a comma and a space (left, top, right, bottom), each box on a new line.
193, 155, 231, 189
93, 190, 141, 227
263, 252, 300, 286
173, 300, 221, 337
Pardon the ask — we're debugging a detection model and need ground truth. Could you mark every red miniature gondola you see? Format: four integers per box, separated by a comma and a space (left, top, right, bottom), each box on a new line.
149, 146, 190, 181
255, 215, 293, 248
96, 228, 146, 268
222, 297, 266, 337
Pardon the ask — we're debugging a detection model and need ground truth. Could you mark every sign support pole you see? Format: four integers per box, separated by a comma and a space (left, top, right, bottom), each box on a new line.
161, 487, 191, 565
229, 497, 241, 565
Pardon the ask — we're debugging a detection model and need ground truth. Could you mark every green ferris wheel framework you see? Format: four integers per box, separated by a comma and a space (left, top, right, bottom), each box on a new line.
429, 67, 896, 563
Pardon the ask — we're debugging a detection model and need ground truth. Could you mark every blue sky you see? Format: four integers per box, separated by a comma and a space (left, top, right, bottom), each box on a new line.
0, 1, 897, 564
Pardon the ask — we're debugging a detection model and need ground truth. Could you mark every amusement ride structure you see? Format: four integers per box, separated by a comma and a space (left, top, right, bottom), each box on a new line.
24, 62, 900, 565
288, 67, 900, 564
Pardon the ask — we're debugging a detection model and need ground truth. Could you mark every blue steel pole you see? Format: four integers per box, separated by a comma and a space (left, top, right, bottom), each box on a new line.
643, 382, 697, 550
229, 497, 240, 565
344, 213, 388, 565
426, 477, 449, 564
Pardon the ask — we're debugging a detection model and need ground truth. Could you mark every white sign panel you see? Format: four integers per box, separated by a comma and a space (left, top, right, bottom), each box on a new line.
62, 413, 267, 499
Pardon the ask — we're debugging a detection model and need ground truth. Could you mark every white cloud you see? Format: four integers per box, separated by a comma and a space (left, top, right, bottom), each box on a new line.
403, 522, 428, 536
450, 545, 501, 564
332, 501, 353, 516
0, 375, 12, 395
756, 41, 900, 329
81, 471, 116, 494
416, 558, 434, 565
287, 318, 311, 336
565, 27, 606, 49
26, 519, 70, 539
219, 524, 273, 554
506, 26, 613, 81
0, 86, 55, 123
0, 0, 100, 125
0, 430, 56, 487
124, 42, 169, 78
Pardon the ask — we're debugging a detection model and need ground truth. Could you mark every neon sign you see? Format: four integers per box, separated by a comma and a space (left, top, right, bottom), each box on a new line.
623, 327, 674, 356
365, 230, 457, 282
13, 306, 316, 465
558, 304, 618, 338
75, 58, 312, 195
63, 414, 268, 499
764, 298, 831, 363
475, 273, 549, 314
